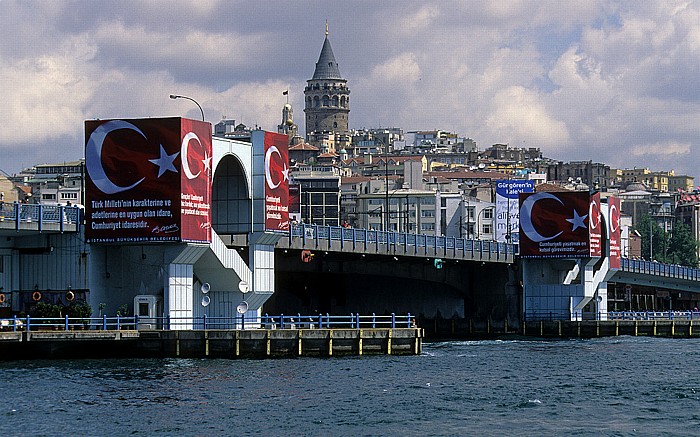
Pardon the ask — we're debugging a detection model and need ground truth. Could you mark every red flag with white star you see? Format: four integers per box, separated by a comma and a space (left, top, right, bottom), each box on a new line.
518, 191, 594, 258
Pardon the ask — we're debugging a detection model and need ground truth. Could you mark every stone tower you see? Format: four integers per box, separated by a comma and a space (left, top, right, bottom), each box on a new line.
304, 23, 350, 137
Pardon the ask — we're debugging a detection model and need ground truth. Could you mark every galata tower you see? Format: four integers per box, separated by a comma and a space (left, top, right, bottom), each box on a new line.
304, 23, 350, 137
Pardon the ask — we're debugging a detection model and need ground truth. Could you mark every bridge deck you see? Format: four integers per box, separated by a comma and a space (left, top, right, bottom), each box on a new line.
276, 224, 516, 263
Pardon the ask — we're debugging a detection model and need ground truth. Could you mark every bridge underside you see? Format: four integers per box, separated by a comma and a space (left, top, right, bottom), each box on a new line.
264, 249, 519, 325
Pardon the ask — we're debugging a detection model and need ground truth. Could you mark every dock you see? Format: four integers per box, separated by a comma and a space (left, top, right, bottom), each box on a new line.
0, 328, 423, 360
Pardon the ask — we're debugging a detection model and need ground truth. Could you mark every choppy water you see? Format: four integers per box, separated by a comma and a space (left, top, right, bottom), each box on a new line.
2, 337, 700, 436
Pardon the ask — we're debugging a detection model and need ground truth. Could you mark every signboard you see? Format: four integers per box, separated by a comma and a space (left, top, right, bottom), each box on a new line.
608, 196, 621, 269
495, 180, 535, 243
519, 191, 596, 258
85, 117, 212, 243
588, 192, 602, 257
262, 132, 290, 232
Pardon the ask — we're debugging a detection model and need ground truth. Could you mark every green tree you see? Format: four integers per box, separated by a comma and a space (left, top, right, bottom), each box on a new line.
635, 214, 669, 262
666, 220, 699, 267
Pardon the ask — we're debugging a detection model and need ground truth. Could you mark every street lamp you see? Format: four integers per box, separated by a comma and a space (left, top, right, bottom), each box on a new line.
169, 94, 205, 121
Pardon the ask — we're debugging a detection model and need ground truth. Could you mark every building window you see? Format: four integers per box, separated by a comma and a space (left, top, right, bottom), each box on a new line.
482, 224, 492, 234
421, 210, 434, 218
483, 209, 493, 219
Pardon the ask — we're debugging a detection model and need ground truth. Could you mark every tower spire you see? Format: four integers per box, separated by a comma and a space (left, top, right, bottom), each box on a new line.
325, 20, 328, 37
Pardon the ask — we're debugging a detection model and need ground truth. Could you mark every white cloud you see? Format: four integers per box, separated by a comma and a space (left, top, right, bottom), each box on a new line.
486, 86, 570, 147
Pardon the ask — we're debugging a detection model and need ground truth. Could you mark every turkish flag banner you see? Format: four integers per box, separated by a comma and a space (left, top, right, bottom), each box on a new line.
263, 132, 290, 232
85, 117, 212, 243
608, 196, 621, 269
518, 191, 594, 258
589, 192, 602, 257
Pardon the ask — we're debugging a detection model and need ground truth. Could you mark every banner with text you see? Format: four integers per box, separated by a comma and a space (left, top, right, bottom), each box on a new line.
262, 131, 290, 232
85, 117, 212, 243
608, 196, 621, 269
519, 191, 596, 258
495, 180, 535, 243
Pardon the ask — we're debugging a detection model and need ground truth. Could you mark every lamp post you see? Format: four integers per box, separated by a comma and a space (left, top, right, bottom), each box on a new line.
476, 207, 494, 240
169, 94, 205, 121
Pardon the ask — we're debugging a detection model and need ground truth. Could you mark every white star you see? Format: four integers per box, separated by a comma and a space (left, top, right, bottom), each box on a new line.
149, 145, 180, 178
281, 164, 289, 182
202, 150, 212, 174
566, 210, 588, 231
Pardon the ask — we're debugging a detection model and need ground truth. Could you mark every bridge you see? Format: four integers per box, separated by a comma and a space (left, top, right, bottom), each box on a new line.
2, 126, 699, 332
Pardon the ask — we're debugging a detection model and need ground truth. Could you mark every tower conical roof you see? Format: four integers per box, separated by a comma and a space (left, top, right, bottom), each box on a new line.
312, 37, 343, 80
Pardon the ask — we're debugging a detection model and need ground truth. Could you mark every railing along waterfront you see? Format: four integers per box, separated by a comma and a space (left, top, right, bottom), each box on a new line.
289, 223, 516, 259
609, 310, 700, 321
0, 313, 416, 332
0, 202, 81, 231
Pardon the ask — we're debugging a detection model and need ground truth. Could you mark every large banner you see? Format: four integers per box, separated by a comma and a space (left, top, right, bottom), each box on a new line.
85, 117, 212, 243
608, 196, 621, 269
588, 192, 602, 257
262, 132, 290, 231
495, 180, 535, 243
519, 191, 597, 258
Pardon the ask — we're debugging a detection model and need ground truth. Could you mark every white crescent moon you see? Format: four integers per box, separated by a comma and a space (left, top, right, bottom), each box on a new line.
181, 132, 201, 180
589, 200, 600, 230
86, 120, 146, 194
610, 204, 619, 233
265, 145, 282, 189
519, 192, 564, 242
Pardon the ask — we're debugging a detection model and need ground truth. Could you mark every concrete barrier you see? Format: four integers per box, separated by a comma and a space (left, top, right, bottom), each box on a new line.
0, 328, 423, 360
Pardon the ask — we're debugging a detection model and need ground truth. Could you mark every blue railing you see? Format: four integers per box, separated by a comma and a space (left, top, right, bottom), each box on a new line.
620, 258, 700, 281
609, 311, 700, 321
0, 202, 81, 231
0, 313, 416, 332
290, 223, 516, 258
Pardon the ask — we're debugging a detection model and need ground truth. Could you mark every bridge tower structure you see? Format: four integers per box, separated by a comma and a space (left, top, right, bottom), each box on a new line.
521, 195, 617, 322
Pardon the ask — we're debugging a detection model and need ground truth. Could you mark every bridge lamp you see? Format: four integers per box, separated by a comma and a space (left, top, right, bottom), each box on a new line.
169, 94, 205, 121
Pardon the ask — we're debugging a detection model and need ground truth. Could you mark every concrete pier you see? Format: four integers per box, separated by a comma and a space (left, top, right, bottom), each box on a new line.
0, 328, 423, 360
422, 317, 700, 339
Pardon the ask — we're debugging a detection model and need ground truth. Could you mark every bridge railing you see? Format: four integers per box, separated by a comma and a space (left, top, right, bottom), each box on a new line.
0, 202, 81, 231
620, 258, 700, 281
290, 223, 516, 259
0, 313, 416, 332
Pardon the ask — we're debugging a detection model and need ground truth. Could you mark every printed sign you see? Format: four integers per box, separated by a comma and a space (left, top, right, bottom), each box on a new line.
495, 180, 535, 243
262, 132, 290, 231
85, 117, 212, 243
608, 196, 621, 269
519, 191, 594, 258
589, 192, 602, 257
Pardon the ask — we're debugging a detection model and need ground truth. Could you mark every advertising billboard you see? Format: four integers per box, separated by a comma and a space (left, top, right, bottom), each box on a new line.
519, 191, 597, 258
85, 117, 212, 243
495, 180, 535, 243
262, 131, 290, 231
608, 196, 621, 269
588, 192, 602, 257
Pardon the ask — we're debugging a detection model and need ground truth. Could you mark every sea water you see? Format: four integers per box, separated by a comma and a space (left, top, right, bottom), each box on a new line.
1, 337, 700, 436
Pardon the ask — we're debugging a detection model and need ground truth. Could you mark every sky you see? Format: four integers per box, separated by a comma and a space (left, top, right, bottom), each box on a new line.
0, 0, 699, 179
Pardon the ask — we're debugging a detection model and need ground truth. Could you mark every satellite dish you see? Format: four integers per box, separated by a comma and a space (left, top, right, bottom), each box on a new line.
201, 282, 210, 294
236, 301, 249, 314
238, 281, 249, 294
201, 295, 211, 307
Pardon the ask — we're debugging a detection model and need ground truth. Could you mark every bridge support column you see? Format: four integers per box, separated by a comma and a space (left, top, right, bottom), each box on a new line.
163, 244, 208, 330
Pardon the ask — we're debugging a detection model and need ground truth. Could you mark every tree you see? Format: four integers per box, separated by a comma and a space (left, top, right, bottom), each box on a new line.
666, 221, 698, 267
635, 214, 669, 262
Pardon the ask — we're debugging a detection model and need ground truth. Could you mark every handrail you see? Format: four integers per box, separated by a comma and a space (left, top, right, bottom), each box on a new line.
620, 258, 700, 281
290, 223, 516, 257
0, 202, 81, 230
0, 313, 417, 332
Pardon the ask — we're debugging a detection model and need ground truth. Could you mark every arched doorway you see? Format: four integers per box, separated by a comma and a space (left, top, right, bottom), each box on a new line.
212, 154, 251, 235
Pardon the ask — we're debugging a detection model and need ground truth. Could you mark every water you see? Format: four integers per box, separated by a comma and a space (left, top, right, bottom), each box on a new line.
2, 337, 700, 436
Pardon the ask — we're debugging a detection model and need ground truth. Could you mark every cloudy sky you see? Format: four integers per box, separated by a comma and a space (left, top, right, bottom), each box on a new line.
1, 1, 698, 178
